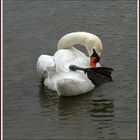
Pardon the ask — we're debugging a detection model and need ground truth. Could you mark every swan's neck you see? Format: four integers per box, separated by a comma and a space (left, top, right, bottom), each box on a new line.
57, 32, 102, 56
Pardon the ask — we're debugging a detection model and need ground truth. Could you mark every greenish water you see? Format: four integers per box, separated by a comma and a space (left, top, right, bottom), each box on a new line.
4, 0, 137, 139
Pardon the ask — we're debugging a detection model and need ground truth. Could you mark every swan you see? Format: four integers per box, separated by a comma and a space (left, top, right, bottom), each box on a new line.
37, 32, 103, 96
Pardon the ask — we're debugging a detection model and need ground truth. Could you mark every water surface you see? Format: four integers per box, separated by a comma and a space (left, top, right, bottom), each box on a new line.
4, 0, 137, 139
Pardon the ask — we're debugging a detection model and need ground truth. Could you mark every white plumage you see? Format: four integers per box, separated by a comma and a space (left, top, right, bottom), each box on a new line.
37, 32, 102, 96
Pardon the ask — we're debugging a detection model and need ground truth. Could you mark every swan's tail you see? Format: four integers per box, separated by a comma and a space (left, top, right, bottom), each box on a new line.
37, 55, 55, 79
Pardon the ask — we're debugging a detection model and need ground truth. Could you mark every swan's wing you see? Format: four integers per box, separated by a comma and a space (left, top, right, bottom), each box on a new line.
54, 49, 75, 72
54, 48, 90, 72
37, 55, 55, 78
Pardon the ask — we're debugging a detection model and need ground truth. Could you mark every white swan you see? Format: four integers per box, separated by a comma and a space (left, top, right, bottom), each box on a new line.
37, 32, 103, 96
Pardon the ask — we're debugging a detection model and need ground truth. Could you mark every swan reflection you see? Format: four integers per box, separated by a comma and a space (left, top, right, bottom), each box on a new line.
38, 83, 118, 139
89, 98, 118, 139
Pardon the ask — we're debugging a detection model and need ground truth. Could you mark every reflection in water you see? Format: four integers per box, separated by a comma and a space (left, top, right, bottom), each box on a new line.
89, 98, 118, 139
38, 83, 119, 139
58, 95, 87, 121
38, 81, 59, 114
39, 81, 87, 119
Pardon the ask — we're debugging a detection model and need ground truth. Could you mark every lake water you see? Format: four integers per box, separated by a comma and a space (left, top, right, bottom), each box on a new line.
3, 0, 137, 139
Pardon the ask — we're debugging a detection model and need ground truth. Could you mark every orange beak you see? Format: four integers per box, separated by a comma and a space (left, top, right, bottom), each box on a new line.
90, 56, 96, 68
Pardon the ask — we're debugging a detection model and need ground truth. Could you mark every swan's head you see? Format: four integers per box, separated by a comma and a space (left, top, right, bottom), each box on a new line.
90, 48, 101, 67
86, 39, 103, 68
